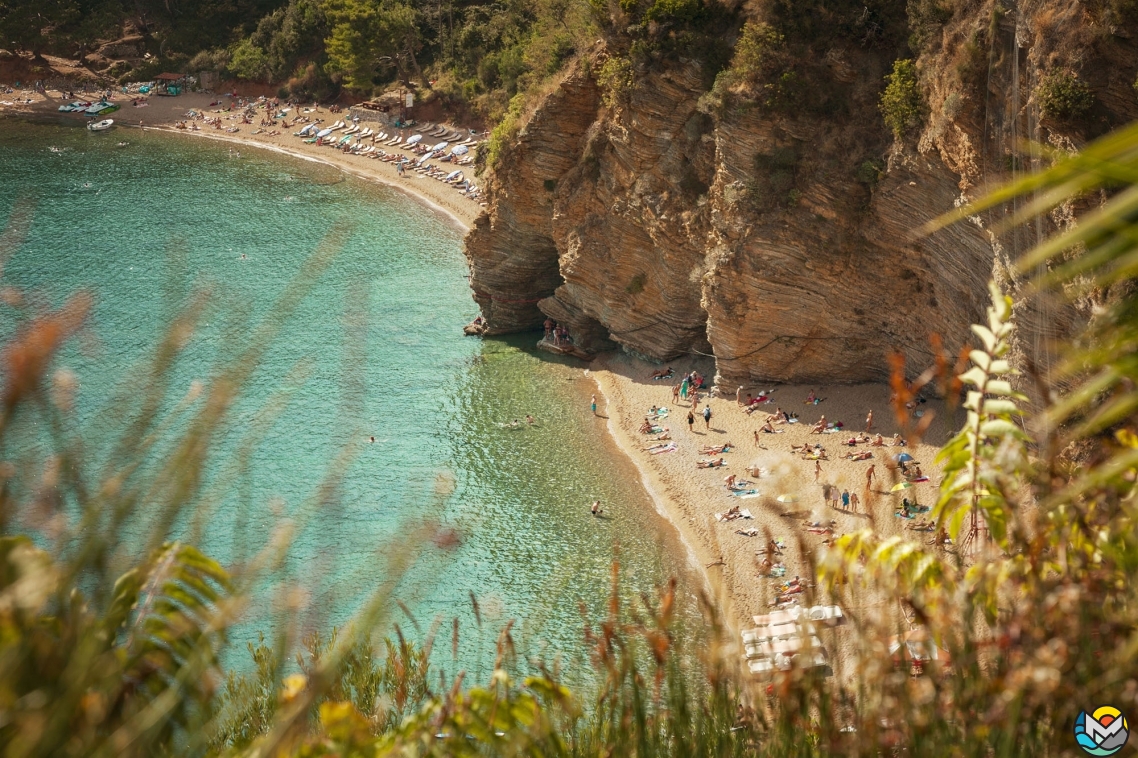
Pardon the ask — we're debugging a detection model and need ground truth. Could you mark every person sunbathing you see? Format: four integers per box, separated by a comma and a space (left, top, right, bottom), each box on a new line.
697, 457, 726, 468
725, 474, 737, 488
871, 434, 885, 447
810, 416, 827, 434
843, 450, 873, 461
650, 366, 674, 379
766, 409, 784, 423
759, 421, 776, 434
893, 434, 906, 446
700, 443, 733, 454
805, 390, 816, 404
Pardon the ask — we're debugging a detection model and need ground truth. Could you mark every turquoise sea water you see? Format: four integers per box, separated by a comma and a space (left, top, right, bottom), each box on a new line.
0, 118, 695, 685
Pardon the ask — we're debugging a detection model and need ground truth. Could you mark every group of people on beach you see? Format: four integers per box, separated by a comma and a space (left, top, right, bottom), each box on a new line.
543, 319, 572, 346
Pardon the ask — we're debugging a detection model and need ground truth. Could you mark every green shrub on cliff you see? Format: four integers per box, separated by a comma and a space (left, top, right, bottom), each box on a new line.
729, 21, 784, 83
880, 58, 924, 139
485, 93, 527, 169
1036, 69, 1094, 120
597, 55, 634, 108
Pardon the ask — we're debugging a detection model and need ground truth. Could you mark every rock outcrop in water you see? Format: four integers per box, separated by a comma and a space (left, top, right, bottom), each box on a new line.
465, 0, 1138, 384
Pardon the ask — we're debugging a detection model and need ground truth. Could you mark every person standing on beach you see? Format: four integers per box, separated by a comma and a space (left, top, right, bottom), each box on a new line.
687, 410, 695, 432
814, 460, 822, 482
866, 464, 876, 490
842, 490, 850, 510
865, 410, 874, 433
591, 394, 598, 416
703, 404, 712, 430
850, 492, 859, 513
673, 383, 681, 403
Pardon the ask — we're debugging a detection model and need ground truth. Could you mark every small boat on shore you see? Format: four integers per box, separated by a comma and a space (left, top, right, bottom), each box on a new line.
87, 119, 114, 132
85, 101, 119, 116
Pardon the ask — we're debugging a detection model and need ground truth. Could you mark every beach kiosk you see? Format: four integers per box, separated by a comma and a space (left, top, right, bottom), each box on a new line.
154, 73, 186, 96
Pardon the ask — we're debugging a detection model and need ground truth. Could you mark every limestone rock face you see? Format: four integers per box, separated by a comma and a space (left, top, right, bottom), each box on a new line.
464, 6, 1137, 384
464, 71, 599, 335
544, 63, 715, 359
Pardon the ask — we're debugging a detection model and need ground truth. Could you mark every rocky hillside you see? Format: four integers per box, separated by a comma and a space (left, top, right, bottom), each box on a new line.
465, 0, 1138, 386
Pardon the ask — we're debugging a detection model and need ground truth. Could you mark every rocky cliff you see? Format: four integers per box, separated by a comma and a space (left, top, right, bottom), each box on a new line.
465, 0, 1138, 386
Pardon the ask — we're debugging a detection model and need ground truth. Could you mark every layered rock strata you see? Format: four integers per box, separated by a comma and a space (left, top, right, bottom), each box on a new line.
464, 1, 1138, 384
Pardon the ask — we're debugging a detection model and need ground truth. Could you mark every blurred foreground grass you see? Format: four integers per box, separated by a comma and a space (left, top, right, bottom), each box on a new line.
1, 121, 1137, 756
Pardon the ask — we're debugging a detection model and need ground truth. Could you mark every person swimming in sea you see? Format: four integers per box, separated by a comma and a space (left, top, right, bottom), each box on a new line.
591, 500, 603, 516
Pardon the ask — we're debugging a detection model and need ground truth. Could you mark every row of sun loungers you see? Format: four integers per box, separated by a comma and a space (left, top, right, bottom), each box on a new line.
741, 605, 844, 677
291, 121, 486, 202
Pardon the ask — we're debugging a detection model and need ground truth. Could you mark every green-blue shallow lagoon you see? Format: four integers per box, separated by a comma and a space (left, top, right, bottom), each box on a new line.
0, 119, 696, 686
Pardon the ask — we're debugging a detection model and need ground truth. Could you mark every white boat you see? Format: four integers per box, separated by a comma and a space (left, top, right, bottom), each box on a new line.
87, 119, 114, 132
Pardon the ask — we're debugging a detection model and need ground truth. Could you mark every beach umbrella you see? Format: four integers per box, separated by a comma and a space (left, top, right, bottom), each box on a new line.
893, 452, 914, 463
445, 169, 461, 181
407, 134, 423, 144
776, 494, 798, 504
316, 127, 333, 138
890, 481, 914, 492
451, 144, 469, 155
431, 141, 448, 151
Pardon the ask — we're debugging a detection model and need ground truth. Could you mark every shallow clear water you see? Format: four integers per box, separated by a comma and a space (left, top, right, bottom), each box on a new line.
0, 119, 695, 685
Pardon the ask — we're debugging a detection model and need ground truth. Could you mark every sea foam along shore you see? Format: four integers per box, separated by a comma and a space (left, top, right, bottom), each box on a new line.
589, 350, 950, 655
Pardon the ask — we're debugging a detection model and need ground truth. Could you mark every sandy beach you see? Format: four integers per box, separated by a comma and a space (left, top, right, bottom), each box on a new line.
588, 352, 954, 659
3, 88, 483, 230
7, 82, 954, 671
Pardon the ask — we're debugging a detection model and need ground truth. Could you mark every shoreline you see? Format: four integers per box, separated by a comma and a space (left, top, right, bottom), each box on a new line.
140, 126, 476, 233
591, 366, 735, 629
4, 90, 481, 231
